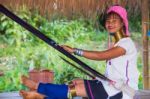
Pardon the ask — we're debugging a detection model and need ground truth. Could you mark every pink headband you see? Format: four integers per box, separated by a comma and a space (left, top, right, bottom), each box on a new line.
107, 6, 130, 36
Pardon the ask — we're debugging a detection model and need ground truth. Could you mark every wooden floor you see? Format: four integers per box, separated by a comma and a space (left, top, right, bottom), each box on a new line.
0, 92, 83, 99
0, 92, 22, 99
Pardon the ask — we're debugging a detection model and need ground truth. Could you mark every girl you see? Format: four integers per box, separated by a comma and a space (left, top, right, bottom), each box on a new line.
20, 5, 139, 99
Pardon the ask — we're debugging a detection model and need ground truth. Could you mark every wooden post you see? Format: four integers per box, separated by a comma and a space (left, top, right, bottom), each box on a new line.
141, 0, 149, 89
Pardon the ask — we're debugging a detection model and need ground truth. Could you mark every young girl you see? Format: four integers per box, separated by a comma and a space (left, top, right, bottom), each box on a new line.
20, 5, 139, 99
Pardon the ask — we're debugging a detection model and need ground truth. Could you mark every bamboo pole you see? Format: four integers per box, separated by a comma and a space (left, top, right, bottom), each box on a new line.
141, 0, 149, 89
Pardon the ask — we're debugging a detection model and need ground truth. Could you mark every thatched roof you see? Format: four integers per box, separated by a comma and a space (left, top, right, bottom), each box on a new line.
0, 0, 146, 19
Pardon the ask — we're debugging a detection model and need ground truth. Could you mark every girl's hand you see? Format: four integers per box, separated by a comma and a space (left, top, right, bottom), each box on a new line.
61, 45, 75, 53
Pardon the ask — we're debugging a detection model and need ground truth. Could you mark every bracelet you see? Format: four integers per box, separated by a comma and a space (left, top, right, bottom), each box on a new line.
68, 82, 77, 97
73, 48, 83, 56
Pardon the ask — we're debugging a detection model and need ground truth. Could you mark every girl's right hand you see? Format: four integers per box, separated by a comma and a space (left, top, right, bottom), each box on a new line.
61, 45, 75, 54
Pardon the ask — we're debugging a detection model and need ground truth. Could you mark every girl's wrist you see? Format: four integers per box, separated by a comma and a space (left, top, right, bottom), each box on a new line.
73, 48, 83, 56
72, 48, 76, 53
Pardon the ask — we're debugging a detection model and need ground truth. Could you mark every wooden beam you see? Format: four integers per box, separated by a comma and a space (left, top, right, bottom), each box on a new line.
141, 0, 149, 89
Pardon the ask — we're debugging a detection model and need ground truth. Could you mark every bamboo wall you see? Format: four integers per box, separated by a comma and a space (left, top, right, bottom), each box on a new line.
0, 0, 142, 20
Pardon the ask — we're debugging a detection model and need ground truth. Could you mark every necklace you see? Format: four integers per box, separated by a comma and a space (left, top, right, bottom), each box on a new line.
110, 29, 126, 43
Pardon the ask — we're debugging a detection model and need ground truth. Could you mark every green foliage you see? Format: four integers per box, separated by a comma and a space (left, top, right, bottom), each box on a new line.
129, 14, 141, 32
137, 53, 143, 89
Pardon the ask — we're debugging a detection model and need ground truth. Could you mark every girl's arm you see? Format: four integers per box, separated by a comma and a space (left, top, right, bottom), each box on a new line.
82, 46, 126, 60
62, 45, 126, 61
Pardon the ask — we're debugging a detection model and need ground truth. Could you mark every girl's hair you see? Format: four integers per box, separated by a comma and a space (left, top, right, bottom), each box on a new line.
105, 12, 122, 21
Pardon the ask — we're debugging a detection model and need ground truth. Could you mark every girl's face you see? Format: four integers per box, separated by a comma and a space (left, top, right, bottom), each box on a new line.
105, 13, 123, 34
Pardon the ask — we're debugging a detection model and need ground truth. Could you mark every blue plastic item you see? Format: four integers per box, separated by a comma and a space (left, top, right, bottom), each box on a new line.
148, 31, 150, 36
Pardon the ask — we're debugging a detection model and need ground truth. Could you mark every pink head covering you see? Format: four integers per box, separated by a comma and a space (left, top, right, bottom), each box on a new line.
107, 5, 130, 36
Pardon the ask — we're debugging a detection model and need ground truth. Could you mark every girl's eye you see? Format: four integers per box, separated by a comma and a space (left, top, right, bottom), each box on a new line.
106, 19, 119, 24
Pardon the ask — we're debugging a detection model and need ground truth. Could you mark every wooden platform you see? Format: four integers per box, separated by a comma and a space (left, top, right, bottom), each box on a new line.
0, 92, 83, 99
0, 92, 22, 99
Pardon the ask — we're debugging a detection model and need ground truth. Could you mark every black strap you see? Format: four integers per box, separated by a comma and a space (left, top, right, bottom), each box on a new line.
110, 92, 123, 99
0, 4, 111, 82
